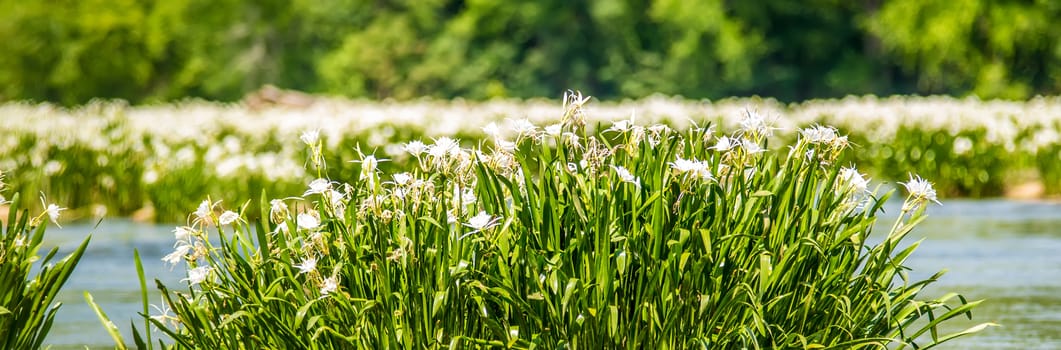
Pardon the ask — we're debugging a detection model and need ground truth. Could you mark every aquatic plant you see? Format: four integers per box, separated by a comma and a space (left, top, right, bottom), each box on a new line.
0, 170, 91, 349
93, 94, 992, 349
3, 96, 1060, 222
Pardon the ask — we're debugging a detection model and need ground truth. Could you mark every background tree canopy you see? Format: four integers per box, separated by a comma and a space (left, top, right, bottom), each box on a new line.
1, 0, 1057, 104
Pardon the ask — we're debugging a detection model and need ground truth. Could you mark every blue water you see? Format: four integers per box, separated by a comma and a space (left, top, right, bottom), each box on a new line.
37, 200, 1061, 349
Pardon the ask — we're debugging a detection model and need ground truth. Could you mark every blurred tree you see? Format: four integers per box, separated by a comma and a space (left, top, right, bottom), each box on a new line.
318, 0, 449, 99
0, 0, 1057, 104
144, 0, 296, 100
730, 0, 915, 100
868, 0, 1061, 99
0, 0, 154, 104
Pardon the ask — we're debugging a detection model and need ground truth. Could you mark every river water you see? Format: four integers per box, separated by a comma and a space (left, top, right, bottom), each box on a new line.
37, 199, 1061, 349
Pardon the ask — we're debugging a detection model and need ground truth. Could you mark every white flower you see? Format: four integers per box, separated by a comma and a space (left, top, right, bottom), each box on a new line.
194, 200, 213, 225
404, 140, 428, 156
173, 226, 195, 242
647, 124, 671, 135
294, 257, 317, 274
218, 210, 239, 226
739, 110, 773, 136
46, 203, 65, 227
149, 300, 177, 329
300, 129, 320, 145
900, 174, 941, 206
361, 155, 378, 174
838, 167, 869, 194
494, 138, 517, 152
149, 299, 180, 329
269, 199, 288, 223
607, 114, 635, 133
457, 187, 477, 206
392, 186, 410, 199
358, 155, 382, 182
511, 119, 538, 138
544, 124, 563, 137
429, 137, 460, 159
320, 276, 339, 295
326, 189, 347, 211
563, 132, 580, 147
392, 172, 413, 186
712, 136, 735, 152
143, 169, 159, 184
482, 122, 503, 138
670, 157, 714, 181
741, 138, 764, 154
953, 137, 974, 155
182, 266, 213, 286
162, 243, 192, 265
464, 211, 500, 232
304, 178, 332, 196
801, 125, 837, 144
611, 165, 641, 188
670, 158, 697, 172
43, 160, 63, 176
297, 212, 320, 231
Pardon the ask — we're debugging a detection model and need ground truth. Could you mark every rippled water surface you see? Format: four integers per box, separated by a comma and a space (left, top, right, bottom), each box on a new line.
39, 200, 1061, 349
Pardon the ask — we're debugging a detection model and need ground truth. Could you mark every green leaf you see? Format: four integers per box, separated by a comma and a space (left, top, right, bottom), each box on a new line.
85, 292, 128, 350
432, 290, 447, 318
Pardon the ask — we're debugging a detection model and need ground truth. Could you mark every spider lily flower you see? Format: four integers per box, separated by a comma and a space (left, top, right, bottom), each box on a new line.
404, 141, 428, 157
269, 199, 288, 224
670, 157, 714, 182
45, 203, 65, 228
294, 257, 318, 274
173, 226, 196, 242
300, 129, 320, 145
193, 199, 215, 226
741, 138, 765, 154
304, 178, 332, 197
162, 244, 192, 266
544, 124, 563, 137
611, 165, 641, 188
182, 266, 213, 286
607, 113, 636, 133
838, 167, 869, 194
510, 119, 538, 139
900, 174, 941, 210
297, 212, 321, 231
712, 136, 736, 152
464, 211, 500, 233
801, 125, 838, 144
218, 210, 239, 226
320, 276, 339, 295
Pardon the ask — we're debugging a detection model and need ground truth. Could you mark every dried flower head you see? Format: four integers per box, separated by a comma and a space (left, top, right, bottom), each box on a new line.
269, 199, 288, 224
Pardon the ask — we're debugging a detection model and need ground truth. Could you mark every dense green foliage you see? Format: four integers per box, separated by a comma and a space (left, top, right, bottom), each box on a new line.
1, 0, 1058, 104
3, 96, 1060, 222
88, 98, 991, 348
0, 180, 91, 350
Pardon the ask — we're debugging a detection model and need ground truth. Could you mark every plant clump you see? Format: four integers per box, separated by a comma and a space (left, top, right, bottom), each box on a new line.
108, 93, 992, 349
1, 170, 91, 350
